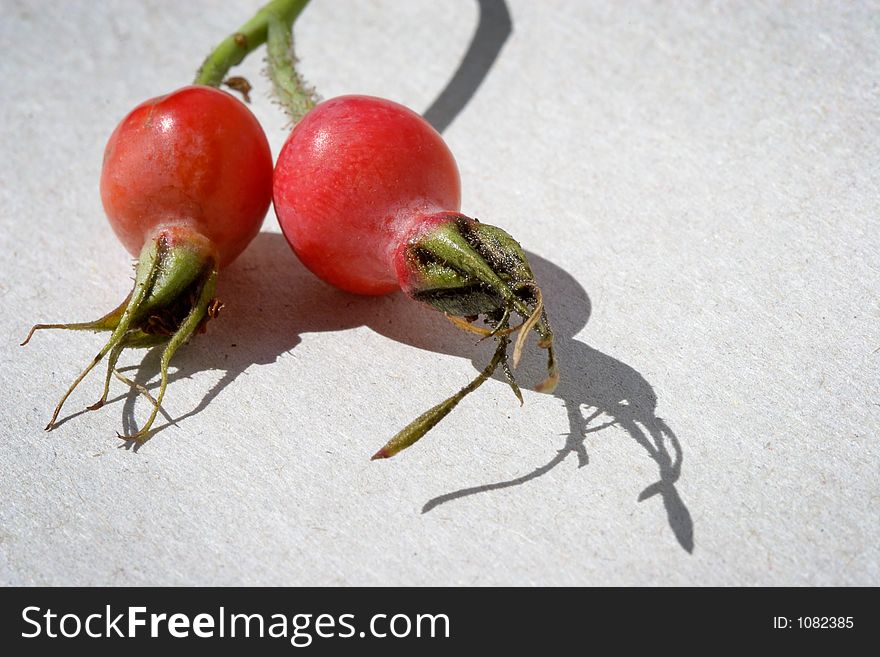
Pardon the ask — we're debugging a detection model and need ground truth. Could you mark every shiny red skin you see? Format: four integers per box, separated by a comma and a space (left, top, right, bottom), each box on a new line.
273, 95, 461, 295
100, 85, 273, 268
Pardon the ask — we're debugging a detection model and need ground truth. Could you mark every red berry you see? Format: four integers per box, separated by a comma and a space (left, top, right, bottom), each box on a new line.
273, 95, 557, 458
25, 85, 273, 440
101, 85, 272, 268
274, 95, 461, 295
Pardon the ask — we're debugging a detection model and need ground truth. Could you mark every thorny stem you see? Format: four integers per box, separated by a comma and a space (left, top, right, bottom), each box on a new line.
20, 300, 130, 346
113, 369, 160, 409
511, 281, 543, 368
266, 11, 317, 122
446, 309, 518, 338
195, 0, 315, 122
500, 351, 523, 405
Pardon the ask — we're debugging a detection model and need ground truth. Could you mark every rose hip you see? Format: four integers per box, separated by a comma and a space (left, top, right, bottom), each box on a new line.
24, 85, 273, 439
273, 95, 558, 458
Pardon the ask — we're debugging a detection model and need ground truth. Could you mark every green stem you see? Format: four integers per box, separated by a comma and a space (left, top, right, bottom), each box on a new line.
88, 342, 126, 411
194, 0, 311, 87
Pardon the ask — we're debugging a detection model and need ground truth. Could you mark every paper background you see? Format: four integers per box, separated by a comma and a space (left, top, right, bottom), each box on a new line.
1, 0, 877, 585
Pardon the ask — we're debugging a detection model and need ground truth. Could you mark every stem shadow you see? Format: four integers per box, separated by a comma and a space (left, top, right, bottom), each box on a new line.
99, 231, 476, 448
422, 0, 512, 132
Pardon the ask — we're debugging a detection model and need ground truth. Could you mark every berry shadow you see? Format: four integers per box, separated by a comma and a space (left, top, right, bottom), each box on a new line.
421, 0, 693, 552
417, 255, 695, 554
108, 231, 477, 443
107, 231, 692, 553
109, 231, 392, 441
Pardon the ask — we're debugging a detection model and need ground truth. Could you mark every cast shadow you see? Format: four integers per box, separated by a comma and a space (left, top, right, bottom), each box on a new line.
417, 0, 693, 551
108, 231, 480, 447
100, 239, 693, 552
420, 256, 696, 554
422, 0, 512, 133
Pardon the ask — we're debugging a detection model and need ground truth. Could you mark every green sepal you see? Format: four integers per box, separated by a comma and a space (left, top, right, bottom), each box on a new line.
24, 227, 221, 439
377, 212, 561, 459
401, 213, 555, 352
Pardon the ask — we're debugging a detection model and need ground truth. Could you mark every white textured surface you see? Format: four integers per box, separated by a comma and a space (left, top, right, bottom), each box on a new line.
1, 0, 878, 585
